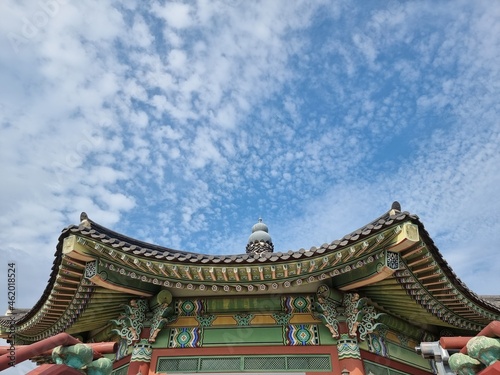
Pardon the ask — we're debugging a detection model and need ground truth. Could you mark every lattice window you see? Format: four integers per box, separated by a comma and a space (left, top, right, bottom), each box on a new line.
364, 359, 412, 375
200, 357, 240, 371
287, 355, 331, 370
111, 364, 129, 375
157, 357, 199, 372
388, 370, 411, 375
243, 356, 286, 370
157, 354, 331, 373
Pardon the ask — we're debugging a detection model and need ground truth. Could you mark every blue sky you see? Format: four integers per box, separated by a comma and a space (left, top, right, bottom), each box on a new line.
1, 1, 500, 351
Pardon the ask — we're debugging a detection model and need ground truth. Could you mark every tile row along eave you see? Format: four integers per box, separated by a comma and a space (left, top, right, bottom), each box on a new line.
3, 209, 500, 342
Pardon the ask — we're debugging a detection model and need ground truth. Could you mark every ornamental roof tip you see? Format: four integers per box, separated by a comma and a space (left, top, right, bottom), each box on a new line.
246, 217, 274, 255
391, 201, 401, 211
79, 211, 91, 229
80, 212, 88, 222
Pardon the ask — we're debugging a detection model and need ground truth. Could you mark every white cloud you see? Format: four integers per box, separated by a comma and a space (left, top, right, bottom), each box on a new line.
153, 1, 193, 29
167, 49, 188, 72
1, 0, 499, 325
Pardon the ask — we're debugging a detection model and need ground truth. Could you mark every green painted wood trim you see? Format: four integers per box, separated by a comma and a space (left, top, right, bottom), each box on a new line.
203, 326, 283, 346
378, 314, 426, 341
87, 259, 158, 295
205, 296, 283, 313
385, 342, 433, 371
74, 225, 403, 289
332, 251, 388, 289
152, 326, 171, 348
317, 323, 337, 345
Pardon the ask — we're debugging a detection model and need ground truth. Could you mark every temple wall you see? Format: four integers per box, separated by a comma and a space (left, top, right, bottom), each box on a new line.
106, 293, 434, 375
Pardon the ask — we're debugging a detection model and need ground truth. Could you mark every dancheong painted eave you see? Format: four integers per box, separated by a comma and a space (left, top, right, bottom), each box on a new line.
1, 202, 499, 344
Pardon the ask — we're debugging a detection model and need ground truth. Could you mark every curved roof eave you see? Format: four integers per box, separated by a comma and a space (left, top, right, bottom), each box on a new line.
3, 203, 500, 338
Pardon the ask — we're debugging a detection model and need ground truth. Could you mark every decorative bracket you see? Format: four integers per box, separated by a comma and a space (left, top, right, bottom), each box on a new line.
110, 299, 148, 345
111, 290, 174, 345
149, 302, 172, 343
315, 285, 384, 341
344, 292, 384, 341
315, 285, 342, 339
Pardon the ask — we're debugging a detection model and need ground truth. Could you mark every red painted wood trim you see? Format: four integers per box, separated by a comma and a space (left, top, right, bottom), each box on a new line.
152, 344, 335, 356
440, 336, 473, 349
0, 342, 117, 357
126, 326, 152, 374
361, 349, 433, 375
477, 321, 500, 338
0, 333, 80, 371
26, 364, 83, 375
113, 354, 131, 369
478, 361, 500, 375
338, 357, 365, 375
128, 361, 150, 375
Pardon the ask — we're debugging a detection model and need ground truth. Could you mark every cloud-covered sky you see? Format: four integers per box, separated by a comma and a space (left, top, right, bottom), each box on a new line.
1, 0, 499, 332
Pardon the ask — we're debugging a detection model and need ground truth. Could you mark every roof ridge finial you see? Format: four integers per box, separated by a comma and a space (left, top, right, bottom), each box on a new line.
246, 217, 274, 255
391, 201, 401, 211
80, 212, 91, 229
390, 201, 401, 216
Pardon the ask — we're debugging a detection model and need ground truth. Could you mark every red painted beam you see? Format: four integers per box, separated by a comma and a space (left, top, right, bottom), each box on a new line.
477, 321, 500, 339
440, 336, 473, 349
26, 363, 83, 375
0, 333, 80, 371
84, 342, 118, 354
39, 341, 117, 359
0, 341, 117, 357
478, 361, 500, 375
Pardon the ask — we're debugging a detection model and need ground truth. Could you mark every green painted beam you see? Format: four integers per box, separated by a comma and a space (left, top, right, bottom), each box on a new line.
202, 326, 283, 346
205, 296, 283, 313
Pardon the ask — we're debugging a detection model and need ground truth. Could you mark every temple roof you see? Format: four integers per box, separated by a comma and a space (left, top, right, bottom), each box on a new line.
2, 202, 499, 343
482, 296, 500, 308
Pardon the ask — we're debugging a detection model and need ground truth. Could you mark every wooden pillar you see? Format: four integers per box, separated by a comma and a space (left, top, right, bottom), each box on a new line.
336, 322, 365, 375
127, 328, 152, 375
